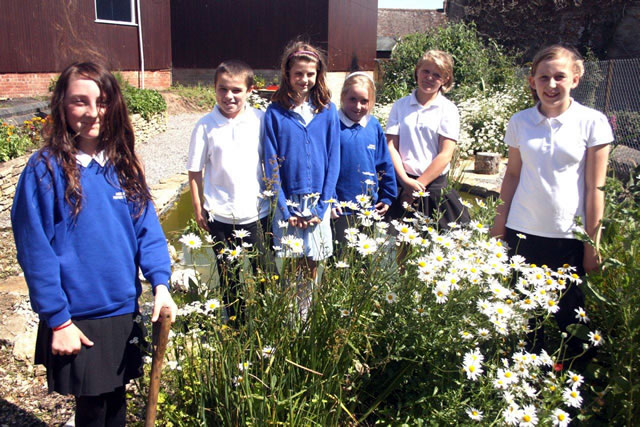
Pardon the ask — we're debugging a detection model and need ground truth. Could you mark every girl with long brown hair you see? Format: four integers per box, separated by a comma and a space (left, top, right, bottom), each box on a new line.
12, 61, 176, 425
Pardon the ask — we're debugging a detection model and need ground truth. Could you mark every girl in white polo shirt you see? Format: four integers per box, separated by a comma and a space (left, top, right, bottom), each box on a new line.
385, 50, 469, 229
491, 45, 613, 361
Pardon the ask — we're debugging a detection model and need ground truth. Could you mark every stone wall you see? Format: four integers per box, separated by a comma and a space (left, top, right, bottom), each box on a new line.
0, 155, 28, 214
0, 111, 167, 215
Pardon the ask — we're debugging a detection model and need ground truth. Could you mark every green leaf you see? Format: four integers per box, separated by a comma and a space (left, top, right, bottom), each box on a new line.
566, 323, 591, 341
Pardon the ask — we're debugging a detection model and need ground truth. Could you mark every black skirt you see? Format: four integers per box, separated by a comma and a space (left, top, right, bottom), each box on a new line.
35, 312, 146, 397
388, 174, 470, 230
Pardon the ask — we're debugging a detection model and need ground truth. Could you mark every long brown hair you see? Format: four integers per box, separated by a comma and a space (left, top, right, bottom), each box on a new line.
271, 40, 331, 113
41, 62, 151, 217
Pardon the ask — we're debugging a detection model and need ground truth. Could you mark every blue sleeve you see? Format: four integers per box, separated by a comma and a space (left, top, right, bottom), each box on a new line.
133, 200, 171, 290
263, 106, 291, 221
314, 104, 341, 218
374, 120, 397, 206
11, 156, 70, 328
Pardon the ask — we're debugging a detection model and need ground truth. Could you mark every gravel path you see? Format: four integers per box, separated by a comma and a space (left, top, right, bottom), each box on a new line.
137, 112, 202, 185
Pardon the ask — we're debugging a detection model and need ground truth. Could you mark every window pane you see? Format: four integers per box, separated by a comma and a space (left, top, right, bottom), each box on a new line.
96, 0, 132, 22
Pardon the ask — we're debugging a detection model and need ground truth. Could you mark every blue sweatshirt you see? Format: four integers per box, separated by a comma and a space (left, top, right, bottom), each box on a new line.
263, 101, 340, 220
11, 151, 171, 328
336, 113, 397, 214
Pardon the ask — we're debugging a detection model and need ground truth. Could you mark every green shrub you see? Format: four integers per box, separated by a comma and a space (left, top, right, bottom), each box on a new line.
379, 22, 520, 104
577, 168, 640, 424
121, 85, 167, 120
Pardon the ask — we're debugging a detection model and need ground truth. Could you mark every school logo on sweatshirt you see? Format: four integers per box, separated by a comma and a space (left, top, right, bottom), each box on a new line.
367, 144, 376, 150
113, 191, 126, 200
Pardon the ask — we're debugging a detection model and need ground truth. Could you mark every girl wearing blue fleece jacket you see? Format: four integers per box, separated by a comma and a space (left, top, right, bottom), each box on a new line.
264, 41, 340, 312
331, 72, 397, 244
11, 62, 176, 426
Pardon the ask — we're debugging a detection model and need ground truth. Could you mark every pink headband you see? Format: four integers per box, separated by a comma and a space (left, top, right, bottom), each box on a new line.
288, 50, 320, 61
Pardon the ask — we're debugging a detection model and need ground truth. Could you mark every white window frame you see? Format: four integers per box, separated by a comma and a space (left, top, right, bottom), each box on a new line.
94, 0, 137, 26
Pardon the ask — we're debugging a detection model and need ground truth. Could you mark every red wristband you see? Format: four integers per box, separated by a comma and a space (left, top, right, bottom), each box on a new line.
52, 320, 72, 331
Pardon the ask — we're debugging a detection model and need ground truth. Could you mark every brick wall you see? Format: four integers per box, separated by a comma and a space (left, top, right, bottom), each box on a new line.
0, 70, 172, 99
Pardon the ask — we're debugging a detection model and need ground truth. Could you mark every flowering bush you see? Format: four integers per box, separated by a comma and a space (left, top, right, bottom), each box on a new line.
140, 193, 607, 425
457, 85, 532, 156
0, 116, 47, 162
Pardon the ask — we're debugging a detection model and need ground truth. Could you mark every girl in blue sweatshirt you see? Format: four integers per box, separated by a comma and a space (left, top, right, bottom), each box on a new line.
332, 72, 397, 244
11, 62, 177, 425
264, 41, 340, 312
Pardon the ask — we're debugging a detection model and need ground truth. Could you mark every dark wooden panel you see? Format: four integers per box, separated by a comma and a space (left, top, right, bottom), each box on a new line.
327, 0, 377, 71
171, 0, 329, 70
0, 0, 171, 73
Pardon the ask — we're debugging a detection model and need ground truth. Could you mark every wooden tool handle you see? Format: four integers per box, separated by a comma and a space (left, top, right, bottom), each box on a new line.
145, 306, 172, 427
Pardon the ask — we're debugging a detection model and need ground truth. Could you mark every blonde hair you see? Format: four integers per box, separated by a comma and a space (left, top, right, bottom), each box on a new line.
529, 45, 585, 101
414, 50, 454, 93
271, 40, 331, 113
340, 72, 376, 112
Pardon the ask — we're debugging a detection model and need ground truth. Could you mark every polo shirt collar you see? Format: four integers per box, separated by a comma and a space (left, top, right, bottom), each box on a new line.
76, 149, 107, 167
533, 98, 577, 124
338, 109, 370, 128
211, 104, 247, 126
410, 90, 445, 109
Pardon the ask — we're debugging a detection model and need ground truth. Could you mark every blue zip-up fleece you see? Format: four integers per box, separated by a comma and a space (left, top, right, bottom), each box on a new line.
263, 102, 340, 220
11, 151, 171, 328
336, 115, 397, 214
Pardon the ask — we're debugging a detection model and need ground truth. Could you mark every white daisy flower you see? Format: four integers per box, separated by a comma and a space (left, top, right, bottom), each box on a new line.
261, 346, 275, 359
516, 233, 526, 239
340, 309, 350, 317
204, 298, 220, 312
551, 408, 571, 426
562, 387, 583, 408
466, 407, 483, 421
518, 404, 538, 427
384, 292, 398, 304
238, 361, 252, 372
588, 330, 603, 346
335, 261, 350, 268
233, 229, 251, 239
565, 370, 584, 389
179, 232, 202, 249
574, 307, 590, 323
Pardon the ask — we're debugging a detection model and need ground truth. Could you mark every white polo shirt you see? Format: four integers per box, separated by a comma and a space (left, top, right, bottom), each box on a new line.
505, 100, 613, 238
385, 91, 460, 177
186, 105, 269, 225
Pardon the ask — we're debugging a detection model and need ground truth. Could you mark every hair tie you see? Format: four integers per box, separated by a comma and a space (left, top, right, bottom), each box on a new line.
288, 50, 320, 61
345, 71, 375, 86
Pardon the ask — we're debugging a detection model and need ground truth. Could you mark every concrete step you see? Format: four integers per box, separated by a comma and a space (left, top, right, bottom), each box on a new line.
0, 98, 50, 125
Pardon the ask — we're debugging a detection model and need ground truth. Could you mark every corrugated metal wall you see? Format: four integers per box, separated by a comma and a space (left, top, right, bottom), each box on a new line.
0, 0, 171, 72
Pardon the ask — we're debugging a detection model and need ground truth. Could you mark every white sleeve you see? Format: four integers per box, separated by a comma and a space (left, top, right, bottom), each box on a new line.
438, 103, 460, 141
186, 119, 208, 172
385, 100, 401, 136
587, 111, 614, 147
504, 115, 520, 148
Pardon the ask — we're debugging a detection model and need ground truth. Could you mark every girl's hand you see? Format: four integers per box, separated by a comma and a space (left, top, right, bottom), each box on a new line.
331, 206, 342, 219
489, 224, 506, 239
288, 217, 299, 228
402, 177, 425, 193
375, 202, 389, 216
152, 284, 178, 323
583, 244, 601, 274
51, 323, 94, 356
308, 216, 322, 226
195, 208, 209, 230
